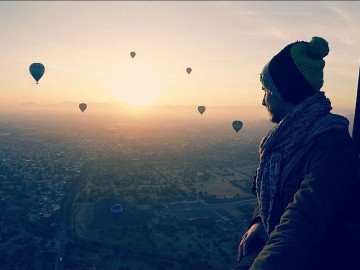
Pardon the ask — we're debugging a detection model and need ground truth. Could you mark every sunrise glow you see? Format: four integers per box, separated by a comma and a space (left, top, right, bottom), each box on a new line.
110, 62, 164, 107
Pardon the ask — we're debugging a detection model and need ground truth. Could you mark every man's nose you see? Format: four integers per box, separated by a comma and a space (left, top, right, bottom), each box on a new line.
262, 95, 266, 106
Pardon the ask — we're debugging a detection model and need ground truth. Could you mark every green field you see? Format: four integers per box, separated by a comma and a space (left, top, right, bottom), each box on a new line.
68, 159, 255, 269
75, 197, 153, 250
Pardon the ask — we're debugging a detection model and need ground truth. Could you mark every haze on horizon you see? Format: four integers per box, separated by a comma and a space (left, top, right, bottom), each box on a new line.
0, 1, 359, 115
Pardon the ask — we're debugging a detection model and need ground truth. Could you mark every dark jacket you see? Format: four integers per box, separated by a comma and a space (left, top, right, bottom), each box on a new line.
248, 128, 360, 270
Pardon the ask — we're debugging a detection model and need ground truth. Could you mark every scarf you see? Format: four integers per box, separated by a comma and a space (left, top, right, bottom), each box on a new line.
256, 91, 349, 234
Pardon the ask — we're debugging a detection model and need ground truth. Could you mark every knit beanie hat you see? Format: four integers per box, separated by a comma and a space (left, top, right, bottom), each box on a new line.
260, 36, 330, 104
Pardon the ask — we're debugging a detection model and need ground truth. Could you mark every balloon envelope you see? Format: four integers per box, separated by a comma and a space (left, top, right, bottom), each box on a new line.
29, 63, 45, 84
232, 120, 243, 133
186, 67, 192, 74
79, 103, 87, 113
198, 106, 206, 115
130, 51, 136, 58
111, 204, 123, 214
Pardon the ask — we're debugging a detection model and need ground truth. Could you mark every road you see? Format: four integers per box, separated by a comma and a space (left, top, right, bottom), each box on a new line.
54, 229, 67, 270
146, 197, 256, 218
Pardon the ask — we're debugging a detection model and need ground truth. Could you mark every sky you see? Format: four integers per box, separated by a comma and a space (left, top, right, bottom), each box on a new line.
0, 1, 359, 113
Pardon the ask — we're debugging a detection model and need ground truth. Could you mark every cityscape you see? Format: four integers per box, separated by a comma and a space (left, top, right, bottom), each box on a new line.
0, 105, 274, 270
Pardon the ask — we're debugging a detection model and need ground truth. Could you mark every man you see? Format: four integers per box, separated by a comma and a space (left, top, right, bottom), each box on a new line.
233, 37, 359, 270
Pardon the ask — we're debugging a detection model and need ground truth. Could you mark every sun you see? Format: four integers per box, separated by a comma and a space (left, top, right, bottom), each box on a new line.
110, 63, 164, 107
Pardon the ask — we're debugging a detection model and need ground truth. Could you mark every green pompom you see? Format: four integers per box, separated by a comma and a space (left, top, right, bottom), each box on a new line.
308, 36, 329, 60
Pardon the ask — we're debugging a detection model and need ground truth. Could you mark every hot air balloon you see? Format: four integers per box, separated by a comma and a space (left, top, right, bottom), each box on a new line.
186, 67, 192, 74
232, 120, 243, 133
130, 51, 136, 58
79, 103, 87, 113
198, 106, 206, 115
111, 204, 124, 214
29, 63, 45, 84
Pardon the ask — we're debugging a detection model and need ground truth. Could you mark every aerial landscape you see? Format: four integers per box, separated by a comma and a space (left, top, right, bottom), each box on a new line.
0, 106, 273, 270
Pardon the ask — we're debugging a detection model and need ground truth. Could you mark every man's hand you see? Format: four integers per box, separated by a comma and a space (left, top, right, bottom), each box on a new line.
238, 222, 269, 262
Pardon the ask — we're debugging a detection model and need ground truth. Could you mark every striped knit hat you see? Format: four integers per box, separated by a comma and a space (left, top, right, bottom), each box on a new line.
260, 36, 330, 104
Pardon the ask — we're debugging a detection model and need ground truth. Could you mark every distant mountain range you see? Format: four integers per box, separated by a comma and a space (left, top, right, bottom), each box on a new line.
18, 101, 121, 109
8, 102, 267, 121
16, 102, 259, 110
4, 102, 357, 127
